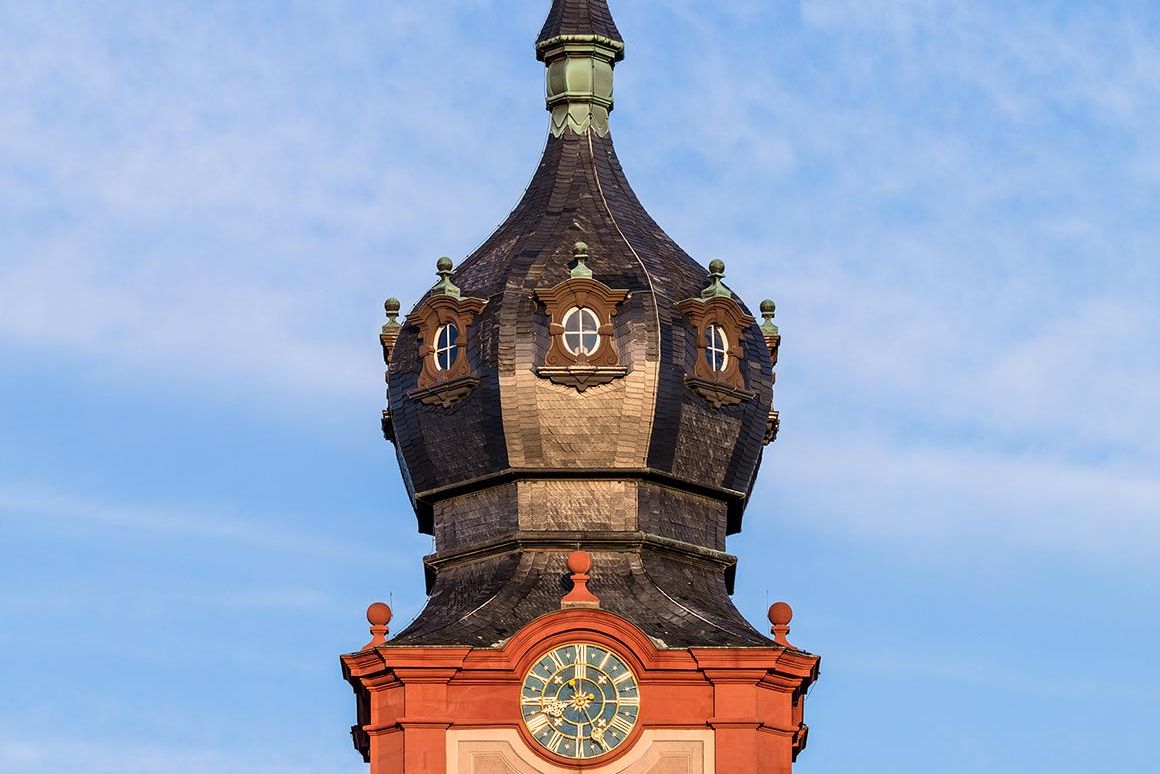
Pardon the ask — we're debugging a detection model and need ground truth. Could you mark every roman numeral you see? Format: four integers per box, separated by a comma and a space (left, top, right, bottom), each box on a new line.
611, 714, 634, 735
526, 713, 551, 735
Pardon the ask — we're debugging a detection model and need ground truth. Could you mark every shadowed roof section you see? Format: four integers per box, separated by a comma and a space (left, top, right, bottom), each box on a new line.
391, 549, 773, 648
537, 0, 623, 48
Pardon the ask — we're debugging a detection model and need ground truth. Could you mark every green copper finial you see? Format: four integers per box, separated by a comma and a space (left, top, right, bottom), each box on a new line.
760, 299, 779, 337
536, 1, 626, 137
570, 241, 593, 278
701, 259, 732, 299
382, 297, 402, 334
432, 257, 461, 298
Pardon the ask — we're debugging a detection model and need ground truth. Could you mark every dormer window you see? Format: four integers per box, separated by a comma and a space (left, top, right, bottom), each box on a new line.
705, 325, 729, 372
434, 323, 460, 371
533, 242, 629, 392
405, 258, 486, 408
677, 260, 757, 408
562, 307, 601, 356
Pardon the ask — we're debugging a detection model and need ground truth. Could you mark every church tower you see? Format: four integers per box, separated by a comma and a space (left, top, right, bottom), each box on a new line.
342, 2, 820, 771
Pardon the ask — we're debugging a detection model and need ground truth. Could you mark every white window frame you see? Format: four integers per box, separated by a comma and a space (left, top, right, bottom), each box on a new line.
434, 323, 459, 371
561, 307, 602, 356
705, 324, 729, 372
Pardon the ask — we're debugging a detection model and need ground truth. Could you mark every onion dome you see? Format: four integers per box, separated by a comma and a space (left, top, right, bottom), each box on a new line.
381, 0, 781, 648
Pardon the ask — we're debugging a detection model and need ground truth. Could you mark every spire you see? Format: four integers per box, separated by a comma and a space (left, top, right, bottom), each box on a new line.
535, 0, 626, 137
536, 0, 623, 49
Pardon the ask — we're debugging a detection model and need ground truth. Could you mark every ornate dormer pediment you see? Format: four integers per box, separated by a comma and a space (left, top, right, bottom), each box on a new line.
677, 260, 757, 408
406, 258, 486, 408
533, 242, 629, 391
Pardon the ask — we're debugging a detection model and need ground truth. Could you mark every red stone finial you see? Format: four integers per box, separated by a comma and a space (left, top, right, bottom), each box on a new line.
364, 602, 392, 649
561, 550, 599, 608
768, 601, 793, 647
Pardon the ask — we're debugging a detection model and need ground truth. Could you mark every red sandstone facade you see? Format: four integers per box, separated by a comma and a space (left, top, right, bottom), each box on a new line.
343, 576, 818, 773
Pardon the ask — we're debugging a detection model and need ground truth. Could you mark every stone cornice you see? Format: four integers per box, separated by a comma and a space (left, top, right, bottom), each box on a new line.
423, 530, 738, 576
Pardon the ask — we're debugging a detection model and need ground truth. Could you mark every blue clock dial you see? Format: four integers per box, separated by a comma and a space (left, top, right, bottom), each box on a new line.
520, 643, 640, 759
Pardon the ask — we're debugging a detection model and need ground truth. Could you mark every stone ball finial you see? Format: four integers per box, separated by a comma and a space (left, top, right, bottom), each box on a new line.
768, 601, 794, 647
573, 241, 589, 257
567, 549, 592, 575
768, 601, 792, 626
760, 299, 776, 317
562, 550, 599, 608
384, 297, 401, 317
436, 256, 454, 273
708, 258, 726, 276
363, 602, 393, 650
368, 602, 393, 626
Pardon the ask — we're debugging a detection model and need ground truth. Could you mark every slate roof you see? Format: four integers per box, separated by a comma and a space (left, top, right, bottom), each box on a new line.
389, 129, 774, 519
537, 0, 623, 47
392, 548, 773, 648
383, 0, 778, 650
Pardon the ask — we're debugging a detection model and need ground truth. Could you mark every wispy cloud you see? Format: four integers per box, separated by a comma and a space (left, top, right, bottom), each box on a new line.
611, 1, 1160, 549
840, 646, 1160, 703
0, 488, 371, 559
3, 0, 1157, 560
768, 432, 1160, 561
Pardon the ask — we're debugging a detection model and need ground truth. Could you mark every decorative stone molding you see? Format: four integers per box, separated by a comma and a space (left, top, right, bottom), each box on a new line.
533, 242, 629, 391
380, 298, 402, 444
560, 550, 600, 608
764, 410, 780, 445
760, 299, 781, 444
677, 260, 757, 408
380, 297, 402, 369
363, 602, 392, 650
407, 258, 487, 408
445, 729, 712, 774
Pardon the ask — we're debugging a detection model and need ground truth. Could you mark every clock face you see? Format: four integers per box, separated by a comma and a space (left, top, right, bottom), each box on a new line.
520, 643, 640, 760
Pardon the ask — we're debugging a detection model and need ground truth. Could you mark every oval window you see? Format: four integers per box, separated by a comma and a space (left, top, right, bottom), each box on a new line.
434, 323, 460, 371
704, 324, 729, 372
562, 307, 601, 356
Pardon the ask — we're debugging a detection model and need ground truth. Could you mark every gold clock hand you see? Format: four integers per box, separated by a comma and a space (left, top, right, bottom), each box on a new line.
579, 704, 604, 748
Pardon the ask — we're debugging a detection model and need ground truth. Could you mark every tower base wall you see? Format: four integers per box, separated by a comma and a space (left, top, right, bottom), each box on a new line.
342, 608, 816, 773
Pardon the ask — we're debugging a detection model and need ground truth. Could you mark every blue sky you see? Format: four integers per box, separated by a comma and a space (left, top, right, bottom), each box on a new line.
2, 1, 1158, 772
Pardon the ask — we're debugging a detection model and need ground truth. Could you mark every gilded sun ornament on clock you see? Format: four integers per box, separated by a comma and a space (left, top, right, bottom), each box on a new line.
520, 643, 641, 760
